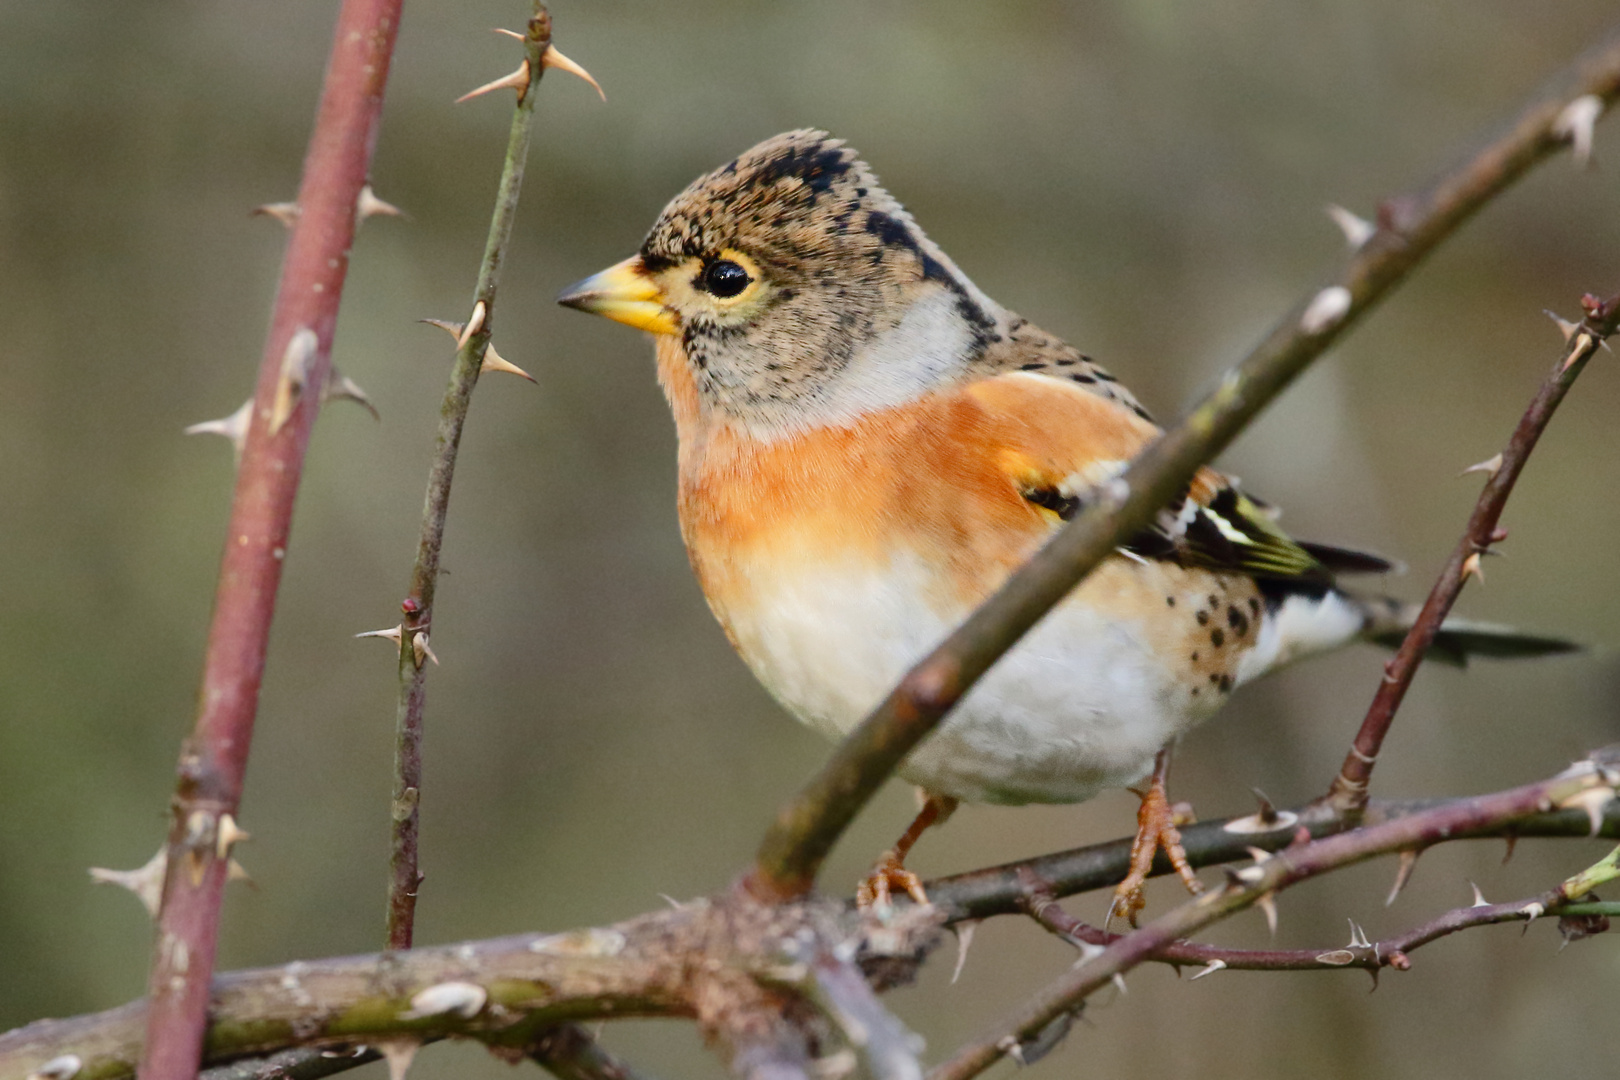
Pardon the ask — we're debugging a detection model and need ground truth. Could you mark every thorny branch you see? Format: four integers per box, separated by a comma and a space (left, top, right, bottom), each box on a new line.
1325, 289, 1620, 814
384, 0, 553, 957
140, 5, 404, 1080
3, 761, 1613, 1080
927, 754, 1620, 1080
746, 20, 1620, 905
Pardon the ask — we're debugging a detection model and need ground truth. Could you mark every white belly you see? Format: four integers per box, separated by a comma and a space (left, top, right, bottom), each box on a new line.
718, 553, 1214, 805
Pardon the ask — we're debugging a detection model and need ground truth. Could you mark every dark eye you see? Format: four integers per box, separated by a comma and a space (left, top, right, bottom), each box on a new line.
702, 259, 752, 298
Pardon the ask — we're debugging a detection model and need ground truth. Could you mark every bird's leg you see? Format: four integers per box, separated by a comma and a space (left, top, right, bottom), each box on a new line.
1109, 746, 1202, 927
856, 792, 959, 910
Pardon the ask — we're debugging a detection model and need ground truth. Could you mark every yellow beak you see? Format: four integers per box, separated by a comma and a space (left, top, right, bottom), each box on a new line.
556, 255, 679, 335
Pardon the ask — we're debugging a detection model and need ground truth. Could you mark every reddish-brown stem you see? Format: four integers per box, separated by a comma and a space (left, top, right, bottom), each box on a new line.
138, 4, 403, 1079
1325, 290, 1620, 815
1022, 874, 1568, 975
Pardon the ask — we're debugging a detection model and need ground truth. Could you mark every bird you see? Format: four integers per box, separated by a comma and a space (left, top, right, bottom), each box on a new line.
557, 129, 1577, 922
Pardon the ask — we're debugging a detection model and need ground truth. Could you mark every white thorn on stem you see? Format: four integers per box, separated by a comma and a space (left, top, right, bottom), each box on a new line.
1300, 285, 1352, 334
270, 327, 319, 436
252, 202, 300, 227
1257, 892, 1279, 936
421, 317, 465, 340
357, 184, 405, 222
1189, 959, 1226, 981
1554, 94, 1603, 169
1325, 204, 1375, 249
89, 847, 168, 919
480, 342, 535, 382
413, 632, 439, 668
216, 814, 251, 860
492, 28, 525, 41
378, 1040, 420, 1080
1459, 453, 1502, 480
1545, 309, 1582, 342
1347, 919, 1372, 948
185, 399, 254, 459
456, 61, 530, 104
1470, 881, 1490, 908
457, 301, 487, 348
541, 44, 605, 101
1557, 785, 1614, 836
950, 920, 978, 984
1460, 552, 1485, 585
1519, 901, 1546, 921
325, 370, 381, 421
1386, 848, 1420, 907
356, 624, 404, 646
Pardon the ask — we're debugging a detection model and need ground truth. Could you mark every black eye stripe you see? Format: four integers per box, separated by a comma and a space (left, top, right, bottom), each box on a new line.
701, 258, 752, 298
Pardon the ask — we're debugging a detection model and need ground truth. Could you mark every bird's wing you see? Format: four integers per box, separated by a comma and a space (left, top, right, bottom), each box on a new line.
963, 369, 1343, 587
975, 314, 1158, 423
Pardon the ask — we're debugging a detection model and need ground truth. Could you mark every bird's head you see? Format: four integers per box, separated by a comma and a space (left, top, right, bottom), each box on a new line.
559, 129, 1003, 435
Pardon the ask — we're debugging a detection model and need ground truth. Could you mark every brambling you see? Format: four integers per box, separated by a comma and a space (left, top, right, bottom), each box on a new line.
559, 130, 1575, 921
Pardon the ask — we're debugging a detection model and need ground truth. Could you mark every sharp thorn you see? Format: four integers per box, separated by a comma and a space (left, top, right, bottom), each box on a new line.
1250, 787, 1280, 825
378, 1040, 419, 1080
541, 44, 605, 101
458, 301, 487, 348
1553, 94, 1603, 169
1502, 832, 1518, 865
270, 327, 319, 436
1459, 453, 1503, 480
356, 184, 406, 222
356, 624, 404, 645
227, 858, 254, 886
413, 632, 439, 668
480, 342, 535, 382
950, 920, 979, 984
216, 814, 251, 860
185, 399, 254, 459
1257, 891, 1279, 936
455, 61, 530, 104
324, 370, 381, 421
1460, 552, 1485, 585
88, 847, 168, 919
1325, 204, 1375, 249
1347, 919, 1372, 949
1386, 848, 1420, 907
492, 27, 525, 41
252, 201, 300, 227
1470, 881, 1490, 908
1189, 959, 1226, 981
1545, 309, 1581, 342
420, 317, 466, 340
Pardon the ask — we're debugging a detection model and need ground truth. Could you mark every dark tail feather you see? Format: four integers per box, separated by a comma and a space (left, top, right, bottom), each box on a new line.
1360, 598, 1581, 668
1298, 541, 1404, 577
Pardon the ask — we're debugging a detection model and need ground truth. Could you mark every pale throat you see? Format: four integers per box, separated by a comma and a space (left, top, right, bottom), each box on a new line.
690, 287, 984, 443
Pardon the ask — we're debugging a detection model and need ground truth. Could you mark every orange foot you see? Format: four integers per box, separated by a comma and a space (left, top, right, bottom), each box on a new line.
855, 792, 958, 911
1110, 750, 1203, 927
856, 850, 930, 910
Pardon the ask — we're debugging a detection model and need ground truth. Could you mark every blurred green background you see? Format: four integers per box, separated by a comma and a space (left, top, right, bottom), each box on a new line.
3, 2, 1619, 1077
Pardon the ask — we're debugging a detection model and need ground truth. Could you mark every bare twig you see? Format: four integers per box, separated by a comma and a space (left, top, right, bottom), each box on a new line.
1325, 289, 1620, 814
385, 0, 550, 955
927, 752, 1619, 1080
747, 24, 1620, 905
526, 1029, 661, 1080
921, 795, 1619, 924
141, 4, 404, 1080
1020, 873, 1573, 976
